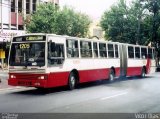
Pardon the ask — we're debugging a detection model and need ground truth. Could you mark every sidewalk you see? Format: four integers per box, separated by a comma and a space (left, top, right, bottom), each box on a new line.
0, 78, 10, 89
0, 69, 10, 89
0, 68, 9, 72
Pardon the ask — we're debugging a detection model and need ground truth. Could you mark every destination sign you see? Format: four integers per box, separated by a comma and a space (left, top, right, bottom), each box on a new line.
13, 35, 46, 42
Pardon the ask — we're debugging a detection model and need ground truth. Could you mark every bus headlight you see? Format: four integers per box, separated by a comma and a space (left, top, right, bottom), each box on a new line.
38, 76, 47, 80
10, 75, 16, 78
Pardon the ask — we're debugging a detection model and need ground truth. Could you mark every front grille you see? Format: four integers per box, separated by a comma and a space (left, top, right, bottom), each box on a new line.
15, 74, 38, 80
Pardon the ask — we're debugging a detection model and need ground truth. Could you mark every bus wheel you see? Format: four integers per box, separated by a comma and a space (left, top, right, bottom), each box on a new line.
141, 67, 146, 78
68, 72, 77, 90
109, 69, 115, 82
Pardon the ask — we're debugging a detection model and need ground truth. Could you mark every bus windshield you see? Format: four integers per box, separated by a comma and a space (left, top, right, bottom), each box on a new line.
9, 42, 45, 67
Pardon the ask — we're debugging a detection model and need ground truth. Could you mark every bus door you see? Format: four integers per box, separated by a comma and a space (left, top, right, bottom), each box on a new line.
47, 36, 66, 66
119, 44, 127, 76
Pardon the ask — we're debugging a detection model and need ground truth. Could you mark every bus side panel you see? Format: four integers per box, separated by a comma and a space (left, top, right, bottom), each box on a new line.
127, 59, 146, 76
146, 58, 151, 74
127, 67, 142, 76
78, 67, 120, 83
79, 68, 109, 83
115, 67, 120, 77
149, 59, 156, 73
47, 72, 70, 88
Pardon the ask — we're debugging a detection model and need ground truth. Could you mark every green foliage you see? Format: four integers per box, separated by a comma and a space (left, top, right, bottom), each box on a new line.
100, 0, 160, 46
25, 3, 91, 38
54, 6, 91, 37
26, 3, 58, 33
101, 0, 146, 44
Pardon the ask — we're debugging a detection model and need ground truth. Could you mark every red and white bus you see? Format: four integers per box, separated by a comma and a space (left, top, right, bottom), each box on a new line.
8, 34, 156, 89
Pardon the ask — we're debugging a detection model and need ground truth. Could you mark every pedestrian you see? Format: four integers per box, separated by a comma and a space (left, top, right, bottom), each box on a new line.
0, 78, 1, 83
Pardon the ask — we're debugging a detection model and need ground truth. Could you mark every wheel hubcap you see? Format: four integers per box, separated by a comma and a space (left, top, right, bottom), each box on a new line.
110, 73, 114, 81
142, 71, 145, 77
71, 76, 75, 87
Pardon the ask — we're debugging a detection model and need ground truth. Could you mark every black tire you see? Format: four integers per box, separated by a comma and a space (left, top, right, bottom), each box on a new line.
141, 67, 146, 78
68, 72, 77, 90
36, 87, 46, 92
109, 69, 115, 82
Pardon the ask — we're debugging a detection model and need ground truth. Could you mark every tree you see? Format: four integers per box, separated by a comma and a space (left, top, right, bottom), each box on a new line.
25, 3, 91, 38
54, 6, 91, 37
146, 0, 160, 65
101, 0, 140, 44
146, 0, 160, 46
100, 0, 150, 45
101, 0, 131, 43
26, 3, 59, 33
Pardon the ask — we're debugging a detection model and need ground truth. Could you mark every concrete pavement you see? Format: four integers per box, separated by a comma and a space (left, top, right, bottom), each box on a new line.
0, 69, 10, 89
0, 72, 159, 113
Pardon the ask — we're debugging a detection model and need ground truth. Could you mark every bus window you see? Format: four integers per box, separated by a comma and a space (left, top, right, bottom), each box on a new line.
135, 47, 140, 59
80, 41, 92, 58
93, 42, 98, 58
66, 39, 79, 58
108, 44, 114, 58
99, 43, 107, 58
128, 46, 134, 58
148, 48, 152, 59
48, 43, 64, 65
141, 47, 147, 59
9, 43, 45, 67
115, 44, 119, 58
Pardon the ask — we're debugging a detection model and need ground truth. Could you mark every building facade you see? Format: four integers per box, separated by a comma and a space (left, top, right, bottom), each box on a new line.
0, 0, 59, 68
89, 20, 104, 40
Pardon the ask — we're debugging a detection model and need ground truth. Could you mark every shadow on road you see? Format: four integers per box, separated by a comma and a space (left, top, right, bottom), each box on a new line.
10, 86, 69, 96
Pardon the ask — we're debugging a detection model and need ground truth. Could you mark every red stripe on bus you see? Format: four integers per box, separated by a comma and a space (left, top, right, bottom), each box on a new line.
8, 66, 145, 88
146, 58, 151, 74
127, 67, 142, 76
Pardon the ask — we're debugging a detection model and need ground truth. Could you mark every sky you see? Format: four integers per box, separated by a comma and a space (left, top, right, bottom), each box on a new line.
59, 0, 118, 20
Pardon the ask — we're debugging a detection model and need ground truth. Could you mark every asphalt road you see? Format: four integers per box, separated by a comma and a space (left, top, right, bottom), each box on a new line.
0, 72, 160, 115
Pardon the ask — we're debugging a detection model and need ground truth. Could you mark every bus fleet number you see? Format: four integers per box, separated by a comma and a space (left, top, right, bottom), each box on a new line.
19, 44, 30, 49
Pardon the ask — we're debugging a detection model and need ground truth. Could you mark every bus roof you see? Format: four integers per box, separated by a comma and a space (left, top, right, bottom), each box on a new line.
12, 33, 153, 48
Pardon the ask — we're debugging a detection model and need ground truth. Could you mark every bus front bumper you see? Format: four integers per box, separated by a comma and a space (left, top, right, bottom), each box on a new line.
8, 79, 48, 88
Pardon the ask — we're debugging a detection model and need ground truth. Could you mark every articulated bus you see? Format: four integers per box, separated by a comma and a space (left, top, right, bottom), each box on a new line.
8, 34, 156, 90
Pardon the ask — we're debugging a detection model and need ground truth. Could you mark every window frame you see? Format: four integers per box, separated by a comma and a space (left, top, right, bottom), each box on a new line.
66, 39, 79, 58
48, 43, 65, 66
141, 47, 147, 59
108, 43, 114, 58
93, 42, 98, 58
135, 47, 140, 59
128, 46, 135, 59
80, 41, 92, 58
99, 43, 107, 58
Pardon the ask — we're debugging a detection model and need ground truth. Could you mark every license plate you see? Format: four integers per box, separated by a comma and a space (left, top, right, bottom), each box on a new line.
18, 81, 32, 86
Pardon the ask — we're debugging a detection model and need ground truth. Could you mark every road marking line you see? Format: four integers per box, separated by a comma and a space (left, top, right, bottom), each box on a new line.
101, 92, 128, 100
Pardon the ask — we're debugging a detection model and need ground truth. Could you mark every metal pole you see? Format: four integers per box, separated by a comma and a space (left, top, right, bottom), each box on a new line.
0, 0, 4, 70
1, 0, 3, 30
16, 0, 18, 30
9, 0, 11, 30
